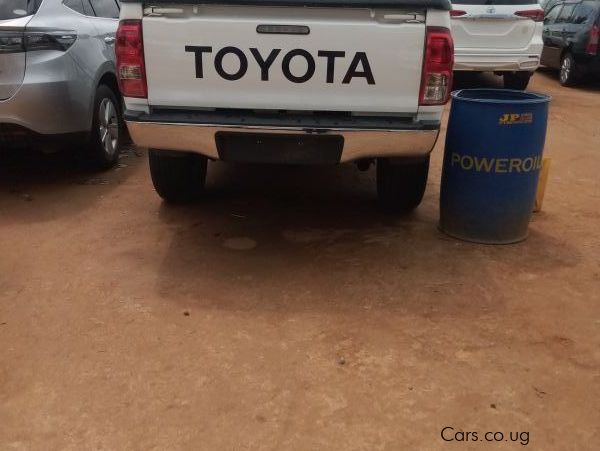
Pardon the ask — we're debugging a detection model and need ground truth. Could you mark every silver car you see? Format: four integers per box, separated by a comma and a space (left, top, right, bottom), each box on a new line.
0, 0, 123, 168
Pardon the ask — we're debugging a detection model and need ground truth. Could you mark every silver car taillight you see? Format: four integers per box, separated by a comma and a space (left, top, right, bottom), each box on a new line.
0, 31, 76, 53
25, 32, 77, 51
0, 32, 24, 53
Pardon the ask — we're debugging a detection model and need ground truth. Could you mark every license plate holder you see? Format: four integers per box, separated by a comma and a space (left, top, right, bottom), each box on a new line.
215, 132, 344, 165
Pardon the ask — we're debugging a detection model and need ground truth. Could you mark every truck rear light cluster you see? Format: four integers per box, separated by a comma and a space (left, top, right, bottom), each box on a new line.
116, 20, 147, 98
587, 25, 599, 55
0, 31, 76, 53
419, 27, 454, 106
514, 9, 545, 22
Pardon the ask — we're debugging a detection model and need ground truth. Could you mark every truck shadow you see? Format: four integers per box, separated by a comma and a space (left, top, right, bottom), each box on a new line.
452, 71, 504, 90
153, 161, 579, 318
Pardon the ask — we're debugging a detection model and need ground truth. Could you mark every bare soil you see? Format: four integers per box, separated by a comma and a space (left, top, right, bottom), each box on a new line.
1, 71, 599, 450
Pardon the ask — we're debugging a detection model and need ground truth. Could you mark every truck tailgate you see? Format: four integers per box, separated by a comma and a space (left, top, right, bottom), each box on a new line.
142, 5, 426, 113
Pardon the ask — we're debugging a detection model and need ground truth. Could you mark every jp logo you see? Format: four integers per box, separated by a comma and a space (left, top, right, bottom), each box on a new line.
499, 113, 533, 125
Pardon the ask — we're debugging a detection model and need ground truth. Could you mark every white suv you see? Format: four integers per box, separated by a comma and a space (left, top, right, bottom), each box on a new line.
451, 0, 545, 89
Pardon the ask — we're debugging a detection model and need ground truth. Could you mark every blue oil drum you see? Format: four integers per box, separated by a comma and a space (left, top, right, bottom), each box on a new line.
440, 89, 551, 244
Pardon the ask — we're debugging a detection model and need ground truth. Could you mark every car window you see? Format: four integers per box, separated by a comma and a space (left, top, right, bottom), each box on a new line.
82, 0, 95, 16
543, 0, 561, 12
545, 4, 563, 22
89, 0, 119, 19
571, 2, 597, 24
556, 3, 576, 22
0, 0, 41, 20
63, 0, 85, 14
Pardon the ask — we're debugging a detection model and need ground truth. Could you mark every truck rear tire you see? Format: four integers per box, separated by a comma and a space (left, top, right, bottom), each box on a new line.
503, 72, 532, 90
376, 157, 429, 213
148, 150, 207, 203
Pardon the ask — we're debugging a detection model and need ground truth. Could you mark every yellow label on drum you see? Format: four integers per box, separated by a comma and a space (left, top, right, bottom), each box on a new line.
499, 113, 533, 125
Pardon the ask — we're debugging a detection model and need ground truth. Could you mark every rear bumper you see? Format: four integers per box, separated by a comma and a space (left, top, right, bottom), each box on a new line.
0, 80, 89, 135
454, 52, 541, 72
0, 50, 94, 135
124, 109, 440, 163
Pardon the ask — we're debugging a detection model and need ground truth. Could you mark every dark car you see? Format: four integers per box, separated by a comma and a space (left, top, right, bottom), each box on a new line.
541, 0, 600, 85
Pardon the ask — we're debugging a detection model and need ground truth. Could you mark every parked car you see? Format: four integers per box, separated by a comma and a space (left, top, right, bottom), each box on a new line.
0, 0, 124, 168
117, 0, 455, 212
450, 0, 545, 89
541, 0, 600, 85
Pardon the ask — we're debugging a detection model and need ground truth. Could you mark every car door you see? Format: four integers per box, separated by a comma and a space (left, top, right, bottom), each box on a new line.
568, 1, 597, 55
87, 0, 120, 65
562, 3, 582, 49
60, 0, 100, 80
542, 3, 573, 68
541, 3, 564, 67
552, 2, 578, 62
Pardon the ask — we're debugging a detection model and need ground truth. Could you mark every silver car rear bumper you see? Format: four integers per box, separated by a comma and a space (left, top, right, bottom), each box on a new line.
125, 111, 440, 163
0, 48, 96, 135
0, 80, 90, 135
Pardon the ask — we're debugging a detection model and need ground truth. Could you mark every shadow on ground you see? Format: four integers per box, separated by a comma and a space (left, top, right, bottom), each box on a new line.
0, 145, 142, 223
535, 66, 600, 92
147, 159, 578, 317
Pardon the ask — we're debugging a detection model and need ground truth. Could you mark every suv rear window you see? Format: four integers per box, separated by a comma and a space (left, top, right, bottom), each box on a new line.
572, 1, 600, 24
453, 0, 534, 4
0, 0, 42, 20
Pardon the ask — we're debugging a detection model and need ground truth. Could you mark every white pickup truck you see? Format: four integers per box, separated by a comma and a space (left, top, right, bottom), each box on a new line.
116, 0, 453, 212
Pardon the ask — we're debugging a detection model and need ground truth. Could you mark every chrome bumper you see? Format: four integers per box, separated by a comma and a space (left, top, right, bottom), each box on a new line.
126, 121, 439, 163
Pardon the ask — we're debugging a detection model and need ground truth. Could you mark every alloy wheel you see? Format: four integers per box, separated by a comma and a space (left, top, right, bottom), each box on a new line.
98, 98, 119, 157
560, 56, 571, 85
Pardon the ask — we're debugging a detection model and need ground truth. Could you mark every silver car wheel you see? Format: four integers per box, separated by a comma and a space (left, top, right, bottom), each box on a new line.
98, 98, 119, 157
560, 57, 571, 84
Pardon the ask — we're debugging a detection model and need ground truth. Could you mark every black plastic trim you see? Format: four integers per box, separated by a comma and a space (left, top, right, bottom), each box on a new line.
124, 108, 440, 131
120, 0, 451, 10
216, 131, 344, 164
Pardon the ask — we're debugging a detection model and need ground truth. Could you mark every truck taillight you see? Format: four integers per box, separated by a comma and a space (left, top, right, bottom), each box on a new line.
514, 9, 545, 22
587, 25, 599, 55
116, 20, 147, 98
419, 27, 453, 106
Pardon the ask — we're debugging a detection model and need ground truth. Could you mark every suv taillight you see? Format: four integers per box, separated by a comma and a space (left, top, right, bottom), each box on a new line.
116, 20, 147, 98
419, 27, 454, 106
587, 25, 599, 55
515, 9, 545, 22
0, 31, 76, 53
450, 9, 467, 17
